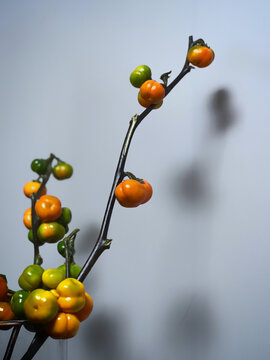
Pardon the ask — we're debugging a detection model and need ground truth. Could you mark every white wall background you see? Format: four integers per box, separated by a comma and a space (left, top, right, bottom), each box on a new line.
0, 0, 270, 359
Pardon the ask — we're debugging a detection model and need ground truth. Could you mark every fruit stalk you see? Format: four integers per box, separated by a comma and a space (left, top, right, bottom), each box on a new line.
30, 154, 63, 265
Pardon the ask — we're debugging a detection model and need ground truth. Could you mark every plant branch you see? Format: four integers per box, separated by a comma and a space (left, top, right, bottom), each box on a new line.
19, 34, 206, 359
77, 35, 195, 282
21, 331, 48, 360
3, 324, 22, 360
64, 228, 80, 278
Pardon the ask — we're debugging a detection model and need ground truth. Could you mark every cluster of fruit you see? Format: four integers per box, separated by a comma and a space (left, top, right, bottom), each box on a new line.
130, 65, 165, 109
0, 271, 93, 339
0, 42, 215, 344
130, 43, 214, 109
23, 186, 71, 245
0, 156, 94, 339
23, 158, 73, 245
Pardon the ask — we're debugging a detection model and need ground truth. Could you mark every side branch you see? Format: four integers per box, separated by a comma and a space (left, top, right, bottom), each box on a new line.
21, 35, 201, 359
77, 35, 195, 282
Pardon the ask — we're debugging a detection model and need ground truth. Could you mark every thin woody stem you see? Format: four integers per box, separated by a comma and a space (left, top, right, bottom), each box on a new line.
64, 228, 80, 278
77, 35, 195, 282
3, 324, 22, 360
20, 35, 204, 359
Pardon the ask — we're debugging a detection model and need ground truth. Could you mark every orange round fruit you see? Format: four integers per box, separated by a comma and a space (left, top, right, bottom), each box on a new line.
35, 195, 62, 222
23, 181, 47, 198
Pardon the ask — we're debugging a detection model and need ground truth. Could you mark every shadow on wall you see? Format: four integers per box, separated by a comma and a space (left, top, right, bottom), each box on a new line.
166, 294, 217, 360
75, 223, 101, 292
209, 88, 236, 135
76, 222, 100, 255
81, 310, 129, 360
164, 88, 237, 359
75, 225, 131, 359
173, 88, 237, 209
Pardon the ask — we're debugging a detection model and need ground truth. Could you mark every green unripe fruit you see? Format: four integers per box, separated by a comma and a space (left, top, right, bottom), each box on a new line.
130, 65, 152, 88
53, 162, 73, 180
18, 264, 44, 291
57, 240, 66, 258
28, 229, 45, 246
10, 290, 29, 319
42, 269, 65, 289
57, 207, 72, 225
58, 263, 82, 279
31, 158, 49, 175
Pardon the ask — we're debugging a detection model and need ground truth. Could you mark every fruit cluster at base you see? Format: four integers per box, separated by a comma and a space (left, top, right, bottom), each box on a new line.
3, 270, 93, 339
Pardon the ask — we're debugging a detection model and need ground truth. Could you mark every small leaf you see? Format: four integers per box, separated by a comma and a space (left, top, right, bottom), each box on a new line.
104, 239, 112, 249
191, 38, 208, 48
160, 71, 172, 86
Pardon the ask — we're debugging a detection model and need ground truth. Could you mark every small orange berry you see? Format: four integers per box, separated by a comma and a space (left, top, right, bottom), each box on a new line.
23, 182, 47, 198
23, 208, 32, 229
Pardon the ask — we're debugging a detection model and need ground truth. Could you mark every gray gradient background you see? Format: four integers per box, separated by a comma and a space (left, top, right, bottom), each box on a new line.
0, 0, 270, 359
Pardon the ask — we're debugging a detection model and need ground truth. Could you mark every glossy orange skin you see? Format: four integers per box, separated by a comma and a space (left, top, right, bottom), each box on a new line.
115, 179, 146, 207
0, 302, 15, 320
55, 278, 85, 313
23, 181, 47, 198
0, 278, 8, 301
115, 179, 152, 207
74, 292, 93, 322
187, 45, 215, 68
23, 208, 32, 229
140, 80, 165, 104
138, 92, 163, 109
140, 180, 153, 204
35, 195, 62, 222
46, 312, 80, 339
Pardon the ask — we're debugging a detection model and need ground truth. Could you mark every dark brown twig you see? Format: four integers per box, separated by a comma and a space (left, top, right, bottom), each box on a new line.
14, 35, 209, 359
77, 35, 195, 282
3, 324, 22, 360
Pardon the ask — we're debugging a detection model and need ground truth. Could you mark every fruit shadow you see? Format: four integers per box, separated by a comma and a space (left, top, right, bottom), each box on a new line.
164, 293, 217, 360
80, 309, 130, 360
172, 88, 237, 210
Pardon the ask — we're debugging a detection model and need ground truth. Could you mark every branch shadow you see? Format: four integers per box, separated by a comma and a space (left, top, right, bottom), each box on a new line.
165, 294, 217, 360
164, 88, 237, 359
76, 222, 100, 255
81, 310, 129, 360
